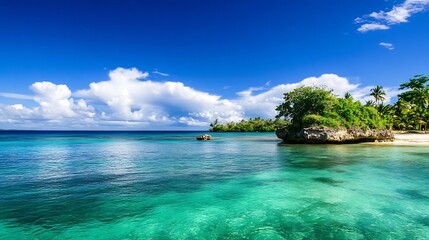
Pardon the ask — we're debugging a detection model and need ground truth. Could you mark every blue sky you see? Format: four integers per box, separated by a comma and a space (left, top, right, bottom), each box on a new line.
0, 0, 428, 129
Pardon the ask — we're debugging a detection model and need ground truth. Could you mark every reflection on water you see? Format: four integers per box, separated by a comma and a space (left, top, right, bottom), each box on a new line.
0, 132, 428, 239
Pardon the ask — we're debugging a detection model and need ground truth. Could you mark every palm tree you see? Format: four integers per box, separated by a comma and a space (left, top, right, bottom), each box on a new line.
399, 75, 428, 91
344, 92, 353, 100
209, 119, 218, 128
365, 100, 375, 107
370, 85, 386, 106
398, 75, 429, 130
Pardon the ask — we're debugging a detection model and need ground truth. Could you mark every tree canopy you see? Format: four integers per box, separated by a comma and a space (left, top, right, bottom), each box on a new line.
275, 86, 388, 130
275, 86, 337, 128
370, 85, 386, 105
209, 118, 289, 132
392, 75, 429, 130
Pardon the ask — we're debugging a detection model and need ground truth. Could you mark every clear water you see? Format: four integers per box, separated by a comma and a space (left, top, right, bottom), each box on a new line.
0, 131, 428, 239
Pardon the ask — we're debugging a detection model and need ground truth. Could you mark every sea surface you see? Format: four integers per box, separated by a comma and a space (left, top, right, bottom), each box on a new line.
0, 131, 428, 239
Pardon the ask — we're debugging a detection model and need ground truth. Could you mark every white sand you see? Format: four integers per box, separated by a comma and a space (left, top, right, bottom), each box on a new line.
394, 133, 429, 142
374, 133, 429, 145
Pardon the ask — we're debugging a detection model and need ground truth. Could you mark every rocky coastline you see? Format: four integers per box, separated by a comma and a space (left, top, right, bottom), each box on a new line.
275, 126, 394, 143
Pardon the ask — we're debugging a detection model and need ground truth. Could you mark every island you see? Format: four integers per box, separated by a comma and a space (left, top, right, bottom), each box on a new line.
210, 75, 429, 144
274, 86, 394, 143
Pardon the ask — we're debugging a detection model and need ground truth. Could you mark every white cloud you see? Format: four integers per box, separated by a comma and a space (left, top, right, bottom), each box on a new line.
237, 81, 272, 97
357, 23, 390, 32
0, 104, 34, 121
75, 67, 243, 126
31, 81, 76, 118
0, 68, 400, 129
0, 82, 95, 129
380, 42, 395, 50
0, 92, 33, 100
152, 69, 170, 77
356, 0, 429, 32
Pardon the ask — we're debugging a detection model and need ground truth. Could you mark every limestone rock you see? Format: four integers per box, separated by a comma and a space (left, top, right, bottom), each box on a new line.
196, 134, 212, 140
275, 127, 394, 143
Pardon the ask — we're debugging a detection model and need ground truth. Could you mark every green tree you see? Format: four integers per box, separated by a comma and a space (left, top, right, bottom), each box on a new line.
396, 75, 429, 130
370, 85, 386, 106
209, 119, 218, 128
344, 92, 353, 100
209, 118, 289, 132
365, 100, 375, 107
275, 86, 387, 131
275, 86, 337, 129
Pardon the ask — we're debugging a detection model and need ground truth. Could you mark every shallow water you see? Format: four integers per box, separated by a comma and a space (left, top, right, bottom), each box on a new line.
0, 131, 428, 239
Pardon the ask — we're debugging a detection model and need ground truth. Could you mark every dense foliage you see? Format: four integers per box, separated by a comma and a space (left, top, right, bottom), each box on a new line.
209, 118, 289, 132
391, 75, 429, 130
275, 86, 387, 130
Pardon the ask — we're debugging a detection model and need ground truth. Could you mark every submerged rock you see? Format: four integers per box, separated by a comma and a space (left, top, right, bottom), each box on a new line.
196, 134, 212, 140
313, 177, 344, 185
275, 126, 394, 143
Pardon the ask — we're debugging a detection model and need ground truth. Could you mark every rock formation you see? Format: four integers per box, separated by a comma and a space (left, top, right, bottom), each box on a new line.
196, 134, 212, 140
275, 127, 394, 143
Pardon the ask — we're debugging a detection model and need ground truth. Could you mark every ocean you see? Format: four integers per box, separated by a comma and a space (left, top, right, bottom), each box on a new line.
0, 131, 428, 239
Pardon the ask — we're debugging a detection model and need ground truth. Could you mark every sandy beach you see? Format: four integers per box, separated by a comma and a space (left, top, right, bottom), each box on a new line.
378, 132, 429, 145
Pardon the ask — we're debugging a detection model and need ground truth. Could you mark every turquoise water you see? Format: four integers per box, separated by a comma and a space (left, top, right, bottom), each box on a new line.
0, 131, 428, 239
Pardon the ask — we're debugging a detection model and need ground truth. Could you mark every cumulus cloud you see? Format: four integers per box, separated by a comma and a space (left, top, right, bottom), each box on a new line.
380, 42, 395, 50
0, 68, 400, 129
356, 0, 429, 32
0, 82, 94, 129
31, 81, 95, 120
75, 67, 243, 126
31, 81, 76, 118
0, 104, 34, 121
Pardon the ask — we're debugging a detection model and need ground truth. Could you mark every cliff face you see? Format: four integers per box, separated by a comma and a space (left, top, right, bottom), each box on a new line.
275, 127, 394, 143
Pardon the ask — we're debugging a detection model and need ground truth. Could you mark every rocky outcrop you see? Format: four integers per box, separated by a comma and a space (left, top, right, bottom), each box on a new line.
196, 134, 212, 140
275, 127, 394, 143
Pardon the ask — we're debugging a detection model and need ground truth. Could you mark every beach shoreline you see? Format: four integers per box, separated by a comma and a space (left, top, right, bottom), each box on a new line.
373, 132, 429, 145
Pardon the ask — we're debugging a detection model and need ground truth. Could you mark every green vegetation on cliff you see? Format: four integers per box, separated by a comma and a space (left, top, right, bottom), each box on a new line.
275, 86, 387, 131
